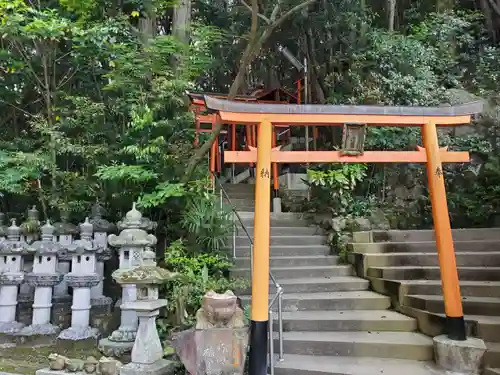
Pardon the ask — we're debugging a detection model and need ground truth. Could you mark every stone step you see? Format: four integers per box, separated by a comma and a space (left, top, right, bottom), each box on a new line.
486, 342, 500, 368
232, 265, 353, 279
232, 245, 330, 257
373, 228, 500, 242
370, 278, 500, 299
224, 197, 255, 206
405, 280, 500, 298
234, 256, 339, 268
271, 276, 370, 294
234, 226, 321, 236
367, 266, 500, 281
241, 291, 391, 311
358, 252, 500, 268
235, 235, 325, 247
274, 355, 442, 375
396, 306, 500, 344
275, 310, 417, 332
273, 331, 433, 360
239, 276, 369, 294
405, 294, 500, 316
350, 240, 500, 254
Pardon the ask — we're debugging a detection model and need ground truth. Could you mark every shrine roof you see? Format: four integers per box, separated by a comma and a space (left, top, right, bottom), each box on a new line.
203, 96, 484, 126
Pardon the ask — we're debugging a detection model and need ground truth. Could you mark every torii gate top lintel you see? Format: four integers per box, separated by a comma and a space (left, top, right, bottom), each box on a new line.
203, 95, 484, 126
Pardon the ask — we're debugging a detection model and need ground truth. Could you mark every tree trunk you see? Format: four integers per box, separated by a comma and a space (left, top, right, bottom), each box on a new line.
387, 0, 396, 31
172, 0, 192, 43
183, 0, 317, 181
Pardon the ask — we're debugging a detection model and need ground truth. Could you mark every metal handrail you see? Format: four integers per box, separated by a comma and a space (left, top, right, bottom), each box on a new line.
213, 173, 284, 373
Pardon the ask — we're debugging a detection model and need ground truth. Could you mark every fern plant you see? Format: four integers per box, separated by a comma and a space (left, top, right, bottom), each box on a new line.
181, 195, 232, 252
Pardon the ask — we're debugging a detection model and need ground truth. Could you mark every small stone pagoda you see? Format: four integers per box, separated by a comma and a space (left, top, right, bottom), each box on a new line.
52, 212, 79, 303
58, 218, 100, 341
0, 220, 28, 334
19, 221, 64, 337
98, 204, 157, 358
89, 203, 115, 309
112, 249, 177, 375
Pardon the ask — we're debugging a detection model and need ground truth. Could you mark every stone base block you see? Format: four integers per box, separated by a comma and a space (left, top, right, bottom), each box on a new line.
58, 326, 100, 342
0, 321, 25, 334
98, 338, 133, 362
120, 360, 176, 375
51, 300, 72, 329
16, 302, 33, 326
15, 324, 59, 347
91, 300, 115, 335
434, 334, 487, 375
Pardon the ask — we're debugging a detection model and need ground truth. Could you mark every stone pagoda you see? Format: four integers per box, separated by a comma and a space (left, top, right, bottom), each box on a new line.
89, 203, 115, 310
58, 218, 100, 342
18, 207, 41, 306
52, 212, 79, 303
98, 204, 157, 358
19, 221, 63, 337
113, 249, 177, 375
0, 220, 28, 334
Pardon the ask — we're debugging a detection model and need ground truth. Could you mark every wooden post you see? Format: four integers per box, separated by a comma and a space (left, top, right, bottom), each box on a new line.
248, 120, 272, 375
272, 126, 279, 193
422, 121, 466, 341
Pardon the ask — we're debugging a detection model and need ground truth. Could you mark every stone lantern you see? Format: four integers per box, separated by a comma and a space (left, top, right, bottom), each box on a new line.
18, 206, 41, 306
0, 213, 8, 240
113, 250, 177, 375
18, 221, 63, 337
89, 203, 115, 309
98, 204, 157, 358
58, 218, 100, 341
20, 206, 41, 244
52, 213, 79, 303
0, 220, 28, 334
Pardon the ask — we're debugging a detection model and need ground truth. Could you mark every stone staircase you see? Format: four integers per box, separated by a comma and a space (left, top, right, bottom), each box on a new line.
227, 205, 444, 374
351, 228, 500, 375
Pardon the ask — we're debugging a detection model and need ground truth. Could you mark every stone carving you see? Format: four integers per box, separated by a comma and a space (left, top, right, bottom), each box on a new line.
173, 290, 249, 375
45, 354, 122, 375
195, 290, 246, 329
84, 357, 98, 374
48, 353, 68, 370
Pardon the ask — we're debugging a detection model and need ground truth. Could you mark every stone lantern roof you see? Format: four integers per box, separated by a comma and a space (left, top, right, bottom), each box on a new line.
90, 203, 116, 233
117, 203, 157, 232
53, 211, 79, 236
108, 205, 157, 248
66, 218, 99, 254
0, 220, 28, 254
28, 221, 64, 255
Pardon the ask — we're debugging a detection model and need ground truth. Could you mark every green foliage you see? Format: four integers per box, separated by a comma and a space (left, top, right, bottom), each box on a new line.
307, 164, 368, 215
159, 239, 248, 335
181, 193, 233, 252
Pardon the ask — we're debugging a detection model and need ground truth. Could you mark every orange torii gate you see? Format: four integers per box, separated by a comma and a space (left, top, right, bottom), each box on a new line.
202, 95, 484, 375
